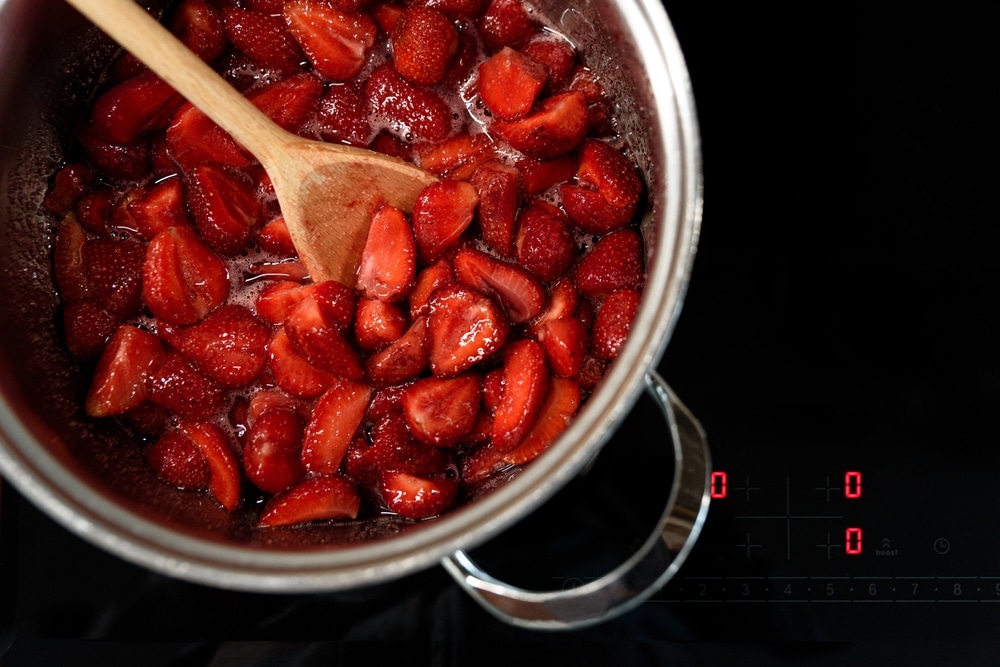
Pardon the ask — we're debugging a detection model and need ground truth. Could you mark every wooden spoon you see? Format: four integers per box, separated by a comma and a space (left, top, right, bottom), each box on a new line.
64, 0, 438, 286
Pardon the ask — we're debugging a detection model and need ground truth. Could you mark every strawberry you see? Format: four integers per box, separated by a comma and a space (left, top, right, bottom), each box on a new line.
88, 70, 183, 144
247, 259, 310, 282
123, 401, 171, 439
178, 421, 242, 511
78, 126, 151, 181
591, 287, 640, 360
378, 469, 458, 519
301, 378, 373, 474
482, 365, 504, 413
53, 214, 91, 303
514, 201, 575, 282
369, 129, 412, 161
284, 0, 378, 81
186, 163, 262, 256
169, 0, 226, 64
492, 90, 588, 159
84, 237, 146, 318
244, 0, 286, 12
316, 80, 371, 146
127, 175, 193, 241
500, 375, 579, 465
354, 297, 409, 351
247, 72, 324, 134
560, 139, 643, 234
284, 294, 364, 379
267, 326, 338, 397
159, 304, 272, 388
391, 6, 458, 86
371, 2, 403, 32
453, 247, 546, 324
515, 154, 577, 195
43, 163, 93, 216
477, 0, 536, 52
312, 279, 358, 330
401, 373, 481, 446
426, 285, 509, 376
366, 382, 414, 421
573, 228, 644, 299
345, 412, 452, 485
535, 315, 586, 377
530, 277, 580, 332
258, 474, 361, 527
143, 226, 230, 325
409, 258, 454, 319
575, 353, 608, 393
418, 0, 484, 19
166, 102, 252, 173
470, 160, 519, 256
416, 132, 495, 180
146, 428, 210, 489
365, 315, 430, 386
365, 63, 454, 144
569, 65, 615, 137
477, 46, 547, 121
411, 180, 479, 263
255, 281, 317, 324
247, 390, 310, 429
63, 299, 123, 360
75, 187, 115, 235
108, 186, 146, 234
356, 204, 416, 303
257, 217, 298, 256
523, 38, 576, 93
224, 6, 306, 74
84, 325, 166, 417
145, 351, 226, 419
243, 407, 307, 493
491, 338, 548, 452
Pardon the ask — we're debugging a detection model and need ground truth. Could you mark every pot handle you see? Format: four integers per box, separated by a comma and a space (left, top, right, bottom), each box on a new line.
441, 372, 711, 630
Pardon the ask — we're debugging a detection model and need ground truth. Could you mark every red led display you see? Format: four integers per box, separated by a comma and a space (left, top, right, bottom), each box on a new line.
710, 471, 727, 499
845, 527, 862, 555
844, 471, 862, 498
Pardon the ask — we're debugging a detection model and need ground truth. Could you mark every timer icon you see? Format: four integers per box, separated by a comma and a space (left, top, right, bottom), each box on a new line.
933, 537, 951, 555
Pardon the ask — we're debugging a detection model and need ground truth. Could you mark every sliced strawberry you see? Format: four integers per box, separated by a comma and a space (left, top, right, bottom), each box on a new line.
523, 38, 576, 92
477, 0, 537, 52
535, 315, 587, 377
491, 338, 548, 452
402, 373, 481, 446
166, 102, 252, 173
316, 80, 371, 146
365, 63, 454, 144
78, 126, 151, 181
284, 294, 365, 379
143, 226, 230, 325
169, 0, 226, 64
365, 315, 430, 386
75, 187, 115, 235
569, 65, 615, 137
178, 421, 242, 511
248, 259, 311, 283
514, 200, 575, 282
419, 0, 484, 20
243, 407, 307, 494
43, 163, 93, 216
123, 400, 171, 439
146, 428, 210, 489
345, 412, 452, 485
108, 186, 146, 234
591, 287, 640, 360
560, 139, 643, 234
247, 72, 324, 134
84, 237, 146, 318
88, 70, 183, 144
408, 258, 454, 319
492, 90, 588, 159
366, 382, 414, 421
258, 474, 361, 527
84, 325, 166, 417
284, 0, 377, 81
368, 129, 412, 161
63, 299, 123, 360
127, 175, 193, 241
257, 217, 297, 256
301, 378, 373, 474
482, 365, 504, 413
515, 153, 577, 195
145, 351, 226, 419
267, 326, 338, 397
477, 46, 547, 121
391, 6, 458, 86
411, 180, 479, 263
470, 160, 519, 257
378, 469, 458, 519
159, 304, 272, 388
312, 279, 358, 330
354, 297, 409, 351
186, 163, 262, 256
224, 6, 306, 74
573, 228, 644, 299
415, 132, 495, 181
53, 213, 91, 303
356, 204, 416, 303
255, 281, 318, 324
247, 390, 310, 429
426, 285, 509, 376
529, 277, 580, 333
453, 247, 546, 324
502, 375, 579, 465
370, 2, 403, 32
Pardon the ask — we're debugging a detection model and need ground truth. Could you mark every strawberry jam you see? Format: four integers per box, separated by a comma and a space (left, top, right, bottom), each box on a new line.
43, 0, 646, 527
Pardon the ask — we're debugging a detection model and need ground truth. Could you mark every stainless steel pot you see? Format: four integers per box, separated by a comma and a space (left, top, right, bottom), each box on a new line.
0, 0, 707, 629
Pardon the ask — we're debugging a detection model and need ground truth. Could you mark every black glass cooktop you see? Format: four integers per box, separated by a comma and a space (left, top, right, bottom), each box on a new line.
4, 0, 1000, 664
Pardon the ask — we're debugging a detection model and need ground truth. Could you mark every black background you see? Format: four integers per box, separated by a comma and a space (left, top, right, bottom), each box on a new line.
4, 0, 1000, 664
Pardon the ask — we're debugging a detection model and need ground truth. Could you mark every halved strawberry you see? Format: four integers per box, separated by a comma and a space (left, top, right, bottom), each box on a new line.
354, 297, 409, 351
366, 382, 414, 421
85, 325, 166, 417
411, 180, 479, 263
312, 279, 358, 330
477, 46, 547, 121
515, 153, 577, 195
470, 159, 519, 257
258, 474, 361, 527
247, 72, 324, 134
186, 163, 262, 256
426, 285, 509, 376
53, 213, 91, 303
482, 365, 504, 413
78, 126, 151, 181
169, 0, 226, 64
143, 225, 230, 325
477, 0, 537, 52
224, 6, 306, 74
257, 217, 297, 256
415, 133, 495, 180
316, 80, 371, 146
453, 247, 546, 324
378, 469, 458, 519
63, 299, 123, 360
166, 102, 252, 173
491, 338, 548, 452
370, 2, 403, 32
591, 287, 640, 360
401, 373, 481, 446
43, 163, 93, 216
529, 277, 580, 334
573, 228, 644, 299
301, 378, 373, 474
127, 175, 193, 240
419, 0, 484, 20
255, 281, 318, 324
145, 351, 226, 419
284, 294, 365, 379
492, 90, 588, 159
569, 65, 615, 137
178, 421, 242, 511
501, 375, 579, 465
267, 326, 338, 397
365, 63, 454, 144
247, 390, 311, 429
391, 6, 458, 86
560, 139, 643, 234
284, 0, 378, 81
365, 315, 430, 386
158, 304, 272, 388
356, 204, 416, 303
146, 427, 210, 489
409, 259, 454, 319
88, 70, 183, 144
535, 315, 586, 377
243, 407, 307, 494
514, 201, 575, 282
84, 237, 146, 318
523, 37, 576, 93
249, 258, 312, 283
75, 187, 115, 235
345, 411, 452, 485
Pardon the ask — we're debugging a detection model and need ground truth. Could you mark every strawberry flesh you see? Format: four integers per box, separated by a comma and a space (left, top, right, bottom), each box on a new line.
259, 474, 361, 527
427, 286, 509, 377
402, 373, 481, 446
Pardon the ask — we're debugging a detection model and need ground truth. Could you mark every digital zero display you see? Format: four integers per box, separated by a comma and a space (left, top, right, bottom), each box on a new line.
845, 471, 862, 498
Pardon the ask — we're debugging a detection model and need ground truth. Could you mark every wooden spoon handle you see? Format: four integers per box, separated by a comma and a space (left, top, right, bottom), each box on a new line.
64, 0, 289, 164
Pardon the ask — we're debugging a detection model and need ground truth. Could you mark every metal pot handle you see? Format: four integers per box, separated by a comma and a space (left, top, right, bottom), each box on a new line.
441, 372, 711, 630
